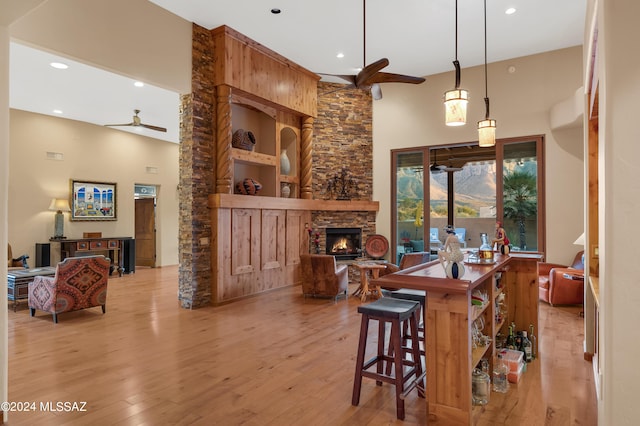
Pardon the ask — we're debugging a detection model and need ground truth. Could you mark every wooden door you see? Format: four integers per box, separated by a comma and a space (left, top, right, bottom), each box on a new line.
135, 198, 156, 267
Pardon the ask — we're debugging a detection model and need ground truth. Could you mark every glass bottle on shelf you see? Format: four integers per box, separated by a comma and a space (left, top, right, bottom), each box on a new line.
514, 330, 524, 352
493, 354, 509, 393
522, 331, 533, 362
472, 368, 491, 405
529, 324, 538, 359
506, 324, 515, 350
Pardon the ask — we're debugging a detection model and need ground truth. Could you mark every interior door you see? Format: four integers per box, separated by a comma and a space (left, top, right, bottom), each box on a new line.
135, 198, 156, 267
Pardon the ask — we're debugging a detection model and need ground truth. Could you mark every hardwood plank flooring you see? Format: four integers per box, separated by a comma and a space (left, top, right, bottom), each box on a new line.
5, 266, 596, 425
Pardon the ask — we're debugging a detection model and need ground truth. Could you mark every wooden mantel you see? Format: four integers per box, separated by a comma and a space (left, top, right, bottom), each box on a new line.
208, 193, 379, 211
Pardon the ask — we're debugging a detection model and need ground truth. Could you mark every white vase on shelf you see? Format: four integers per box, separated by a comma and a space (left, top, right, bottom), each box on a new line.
280, 149, 291, 175
281, 183, 291, 198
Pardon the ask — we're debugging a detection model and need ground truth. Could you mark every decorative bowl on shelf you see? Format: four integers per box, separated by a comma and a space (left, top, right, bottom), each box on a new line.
235, 178, 262, 195
232, 129, 256, 151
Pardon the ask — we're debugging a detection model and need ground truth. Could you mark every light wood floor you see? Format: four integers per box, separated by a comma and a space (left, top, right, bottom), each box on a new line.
6, 266, 596, 425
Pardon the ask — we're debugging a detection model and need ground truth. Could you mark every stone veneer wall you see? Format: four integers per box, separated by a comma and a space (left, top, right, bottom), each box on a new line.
178, 24, 215, 308
313, 82, 376, 283
177, 34, 377, 308
313, 82, 373, 200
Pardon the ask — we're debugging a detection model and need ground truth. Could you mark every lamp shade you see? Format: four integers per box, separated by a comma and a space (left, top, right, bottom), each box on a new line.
49, 198, 71, 212
444, 89, 469, 126
478, 118, 496, 147
573, 232, 585, 246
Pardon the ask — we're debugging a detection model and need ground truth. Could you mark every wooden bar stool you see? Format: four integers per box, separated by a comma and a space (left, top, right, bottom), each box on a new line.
352, 297, 424, 420
385, 289, 427, 378
390, 288, 426, 348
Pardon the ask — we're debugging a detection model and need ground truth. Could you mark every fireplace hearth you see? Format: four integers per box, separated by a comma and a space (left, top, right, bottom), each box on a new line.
326, 227, 362, 260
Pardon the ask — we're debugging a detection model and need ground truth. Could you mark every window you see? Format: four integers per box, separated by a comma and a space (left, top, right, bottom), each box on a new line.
391, 135, 544, 262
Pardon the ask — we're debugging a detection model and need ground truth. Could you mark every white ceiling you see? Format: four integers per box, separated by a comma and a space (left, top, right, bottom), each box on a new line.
9, 0, 586, 144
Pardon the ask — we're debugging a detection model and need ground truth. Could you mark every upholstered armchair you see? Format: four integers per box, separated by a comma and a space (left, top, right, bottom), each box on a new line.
300, 254, 349, 300
7, 244, 29, 270
382, 251, 432, 277
28, 255, 110, 323
538, 251, 584, 306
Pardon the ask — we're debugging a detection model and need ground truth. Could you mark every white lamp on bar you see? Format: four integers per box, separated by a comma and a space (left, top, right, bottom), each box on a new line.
49, 198, 71, 239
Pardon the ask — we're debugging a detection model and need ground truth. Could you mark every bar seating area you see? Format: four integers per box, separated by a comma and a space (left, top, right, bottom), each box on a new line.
352, 297, 425, 420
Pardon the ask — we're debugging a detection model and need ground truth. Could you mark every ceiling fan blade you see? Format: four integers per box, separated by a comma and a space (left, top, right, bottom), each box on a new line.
371, 83, 382, 100
320, 84, 356, 97
367, 72, 426, 85
140, 123, 167, 132
317, 73, 357, 85
104, 122, 134, 127
356, 58, 389, 87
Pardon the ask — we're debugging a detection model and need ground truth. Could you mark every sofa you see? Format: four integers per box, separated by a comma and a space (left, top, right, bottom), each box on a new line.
300, 254, 349, 300
28, 255, 110, 323
538, 251, 584, 306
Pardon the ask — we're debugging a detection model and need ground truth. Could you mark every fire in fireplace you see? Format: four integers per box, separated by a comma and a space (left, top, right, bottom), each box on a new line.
326, 227, 362, 260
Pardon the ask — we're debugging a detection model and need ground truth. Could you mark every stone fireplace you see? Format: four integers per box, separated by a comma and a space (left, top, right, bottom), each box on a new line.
325, 227, 362, 260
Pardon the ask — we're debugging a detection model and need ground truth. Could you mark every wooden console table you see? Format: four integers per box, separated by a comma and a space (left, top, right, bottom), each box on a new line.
49, 237, 134, 276
374, 252, 542, 425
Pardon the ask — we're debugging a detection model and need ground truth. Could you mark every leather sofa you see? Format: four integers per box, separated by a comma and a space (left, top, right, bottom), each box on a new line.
300, 254, 348, 300
28, 255, 110, 323
538, 251, 584, 306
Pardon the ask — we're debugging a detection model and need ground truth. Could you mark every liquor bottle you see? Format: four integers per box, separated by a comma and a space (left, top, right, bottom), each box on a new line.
506, 325, 515, 350
529, 324, 537, 359
493, 354, 509, 393
514, 330, 523, 352
479, 233, 494, 263
522, 331, 533, 363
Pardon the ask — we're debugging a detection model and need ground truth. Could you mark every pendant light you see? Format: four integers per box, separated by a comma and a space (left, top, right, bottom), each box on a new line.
444, 0, 468, 126
478, 0, 496, 146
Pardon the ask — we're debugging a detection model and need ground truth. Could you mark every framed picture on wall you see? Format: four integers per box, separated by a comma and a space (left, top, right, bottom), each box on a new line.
70, 179, 117, 221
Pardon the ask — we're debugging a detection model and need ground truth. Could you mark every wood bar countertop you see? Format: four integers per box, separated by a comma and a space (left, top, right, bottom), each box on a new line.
374, 252, 518, 293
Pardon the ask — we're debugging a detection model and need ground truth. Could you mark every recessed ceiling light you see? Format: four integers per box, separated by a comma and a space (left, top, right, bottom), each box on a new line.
271, 8, 281, 14
50, 62, 68, 69
53, 109, 63, 114
336, 52, 344, 59
505, 7, 516, 15
134, 81, 145, 87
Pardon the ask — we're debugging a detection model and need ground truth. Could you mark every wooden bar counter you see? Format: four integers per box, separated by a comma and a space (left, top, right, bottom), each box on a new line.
373, 252, 542, 425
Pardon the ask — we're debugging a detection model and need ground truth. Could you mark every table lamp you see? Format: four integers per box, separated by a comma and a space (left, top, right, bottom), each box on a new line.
49, 198, 71, 239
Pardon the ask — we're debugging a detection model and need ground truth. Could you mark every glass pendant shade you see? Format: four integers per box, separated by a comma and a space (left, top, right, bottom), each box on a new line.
478, 118, 496, 147
444, 88, 469, 126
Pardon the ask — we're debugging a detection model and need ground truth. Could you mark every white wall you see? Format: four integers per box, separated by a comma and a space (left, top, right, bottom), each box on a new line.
373, 47, 585, 264
598, 0, 640, 423
9, 110, 180, 267
1, 22, 10, 425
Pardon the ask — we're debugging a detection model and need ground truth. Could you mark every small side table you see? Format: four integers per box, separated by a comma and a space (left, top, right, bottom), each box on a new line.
7, 267, 56, 312
353, 262, 387, 302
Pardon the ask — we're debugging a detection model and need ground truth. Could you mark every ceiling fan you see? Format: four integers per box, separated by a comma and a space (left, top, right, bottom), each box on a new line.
430, 149, 463, 174
104, 109, 167, 132
319, 0, 426, 100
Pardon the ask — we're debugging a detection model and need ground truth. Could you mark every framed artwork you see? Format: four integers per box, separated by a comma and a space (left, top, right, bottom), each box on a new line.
70, 180, 117, 221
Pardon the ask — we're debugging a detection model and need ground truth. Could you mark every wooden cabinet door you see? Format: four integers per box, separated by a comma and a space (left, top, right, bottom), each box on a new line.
261, 210, 285, 270
231, 208, 260, 275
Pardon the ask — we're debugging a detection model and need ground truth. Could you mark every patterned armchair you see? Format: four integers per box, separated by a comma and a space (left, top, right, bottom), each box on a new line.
29, 255, 110, 323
